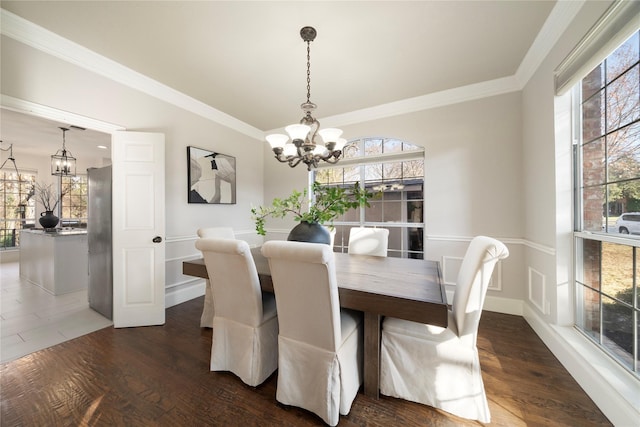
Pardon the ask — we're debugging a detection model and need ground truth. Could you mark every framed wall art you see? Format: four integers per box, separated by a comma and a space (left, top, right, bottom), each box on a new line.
187, 146, 236, 204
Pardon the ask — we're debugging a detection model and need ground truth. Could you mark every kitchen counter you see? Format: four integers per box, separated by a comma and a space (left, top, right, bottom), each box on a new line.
20, 229, 88, 295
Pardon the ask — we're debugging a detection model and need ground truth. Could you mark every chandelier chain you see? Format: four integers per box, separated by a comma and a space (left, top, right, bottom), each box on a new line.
306, 41, 312, 104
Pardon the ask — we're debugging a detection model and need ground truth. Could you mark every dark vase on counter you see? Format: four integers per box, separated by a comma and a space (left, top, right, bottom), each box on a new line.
39, 211, 59, 229
287, 221, 331, 245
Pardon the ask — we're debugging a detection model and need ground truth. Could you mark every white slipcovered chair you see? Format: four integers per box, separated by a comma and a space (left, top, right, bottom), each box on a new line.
196, 227, 235, 328
380, 236, 509, 423
347, 227, 389, 257
261, 240, 363, 426
194, 238, 278, 387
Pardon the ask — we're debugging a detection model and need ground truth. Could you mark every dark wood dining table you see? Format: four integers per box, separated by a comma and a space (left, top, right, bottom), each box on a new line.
183, 248, 447, 399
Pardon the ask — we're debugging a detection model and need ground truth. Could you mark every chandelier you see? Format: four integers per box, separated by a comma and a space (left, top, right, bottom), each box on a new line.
0, 141, 21, 177
266, 26, 346, 171
51, 127, 76, 176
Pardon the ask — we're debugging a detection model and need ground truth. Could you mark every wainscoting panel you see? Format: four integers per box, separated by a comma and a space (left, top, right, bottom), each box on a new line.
528, 267, 547, 314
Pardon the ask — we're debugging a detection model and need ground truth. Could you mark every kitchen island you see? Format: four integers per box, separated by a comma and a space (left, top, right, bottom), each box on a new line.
20, 229, 88, 295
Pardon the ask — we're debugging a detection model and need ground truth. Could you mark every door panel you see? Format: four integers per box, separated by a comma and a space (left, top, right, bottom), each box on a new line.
112, 131, 165, 327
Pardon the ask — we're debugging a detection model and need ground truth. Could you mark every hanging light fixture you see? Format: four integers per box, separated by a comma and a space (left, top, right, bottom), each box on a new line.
0, 140, 21, 177
51, 127, 76, 176
266, 26, 346, 171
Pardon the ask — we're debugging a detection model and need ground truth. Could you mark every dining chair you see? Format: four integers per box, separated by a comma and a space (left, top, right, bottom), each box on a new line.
347, 227, 389, 257
194, 238, 278, 387
196, 227, 235, 328
261, 240, 363, 427
380, 235, 509, 423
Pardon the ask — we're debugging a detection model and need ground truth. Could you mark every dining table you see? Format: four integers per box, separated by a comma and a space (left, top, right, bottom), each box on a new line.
183, 247, 448, 399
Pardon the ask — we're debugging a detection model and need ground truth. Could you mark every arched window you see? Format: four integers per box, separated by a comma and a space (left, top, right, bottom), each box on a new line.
314, 137, 425, 258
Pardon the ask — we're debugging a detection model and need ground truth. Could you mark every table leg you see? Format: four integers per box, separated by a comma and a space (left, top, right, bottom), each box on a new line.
363, 312, 381, 398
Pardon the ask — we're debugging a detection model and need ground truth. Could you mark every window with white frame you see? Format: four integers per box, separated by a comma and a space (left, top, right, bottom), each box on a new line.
0, 170, 36, 249
314, 137, 425, 258
60, 175, 88, 227
574, 30, 639, 377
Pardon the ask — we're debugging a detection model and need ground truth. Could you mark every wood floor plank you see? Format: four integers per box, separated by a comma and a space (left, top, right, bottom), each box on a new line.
1, 298, 612, 426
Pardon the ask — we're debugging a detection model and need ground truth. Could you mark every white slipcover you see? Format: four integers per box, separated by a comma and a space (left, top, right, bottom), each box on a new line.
262, 240, 363, 427
195, 238, 278, 387
380, 236, 509, 423
196, 227, 235, 328
347, 227, 389, 257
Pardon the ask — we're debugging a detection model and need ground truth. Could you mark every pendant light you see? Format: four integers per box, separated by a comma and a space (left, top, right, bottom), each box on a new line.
51, 127, 76, 176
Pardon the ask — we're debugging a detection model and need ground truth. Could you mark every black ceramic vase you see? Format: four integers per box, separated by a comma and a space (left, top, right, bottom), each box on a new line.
39, 211, 59, 229
287, 221, 331, 245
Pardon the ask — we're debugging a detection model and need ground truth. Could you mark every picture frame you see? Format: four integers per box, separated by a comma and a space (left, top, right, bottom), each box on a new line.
187, 146, 236, 204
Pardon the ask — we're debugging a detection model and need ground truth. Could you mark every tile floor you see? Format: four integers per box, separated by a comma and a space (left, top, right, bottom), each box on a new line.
0, 262, 112, 363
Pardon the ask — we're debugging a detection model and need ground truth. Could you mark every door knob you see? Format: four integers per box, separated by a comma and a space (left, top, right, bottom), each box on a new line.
152, 236, 162, 243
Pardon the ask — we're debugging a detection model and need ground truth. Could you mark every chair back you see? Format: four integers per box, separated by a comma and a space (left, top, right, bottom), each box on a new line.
347, 227, 389, 257
451, 236, 509, 342
262, 240, 342, 352
195, 238, 263, 326
197, 227, 234, 239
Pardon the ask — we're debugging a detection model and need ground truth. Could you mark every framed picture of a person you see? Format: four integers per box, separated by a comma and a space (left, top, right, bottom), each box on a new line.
187, 146, 236, 204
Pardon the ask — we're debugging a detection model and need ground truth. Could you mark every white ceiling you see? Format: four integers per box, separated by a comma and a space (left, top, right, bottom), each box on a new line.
0, 0, 560, 158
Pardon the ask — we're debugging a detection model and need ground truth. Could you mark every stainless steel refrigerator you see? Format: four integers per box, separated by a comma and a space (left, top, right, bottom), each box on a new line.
87, 165, 113, 319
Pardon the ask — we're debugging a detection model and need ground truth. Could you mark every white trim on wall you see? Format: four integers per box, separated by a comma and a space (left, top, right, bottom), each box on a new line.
528, 267, 548, 315
524, 303, 640, 426
2, 4, 580, 136
0, 9, 264, 141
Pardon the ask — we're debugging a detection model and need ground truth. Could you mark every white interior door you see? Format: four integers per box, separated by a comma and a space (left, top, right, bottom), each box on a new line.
112, 131, 165, 327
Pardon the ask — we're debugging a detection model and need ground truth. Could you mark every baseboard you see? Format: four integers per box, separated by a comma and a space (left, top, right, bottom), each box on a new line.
165, 280, 205, 308
523, 304, 639, 426
483, 295, 524, 315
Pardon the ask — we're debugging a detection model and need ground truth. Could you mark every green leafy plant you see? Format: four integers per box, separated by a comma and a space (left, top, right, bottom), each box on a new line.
251, 181, 375, 236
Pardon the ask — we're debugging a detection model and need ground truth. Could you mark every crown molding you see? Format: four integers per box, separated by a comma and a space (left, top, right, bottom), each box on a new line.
0, 9, 264, 141
515, 0, 586, 88
2, 4, 579, 138
1, 94, 125, 134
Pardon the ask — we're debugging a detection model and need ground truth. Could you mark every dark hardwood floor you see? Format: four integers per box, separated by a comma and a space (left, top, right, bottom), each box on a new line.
1, 297, 611, 426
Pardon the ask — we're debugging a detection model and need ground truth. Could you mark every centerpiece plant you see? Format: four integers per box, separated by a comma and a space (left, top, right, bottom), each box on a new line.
251, 181, 375, 243
35, 182, 66, 213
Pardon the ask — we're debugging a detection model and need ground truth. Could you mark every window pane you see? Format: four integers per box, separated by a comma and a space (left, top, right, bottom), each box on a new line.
382, 201, 402, 222
606, 65, 639, 132
583, 63, 605, 100
343, 166, 360, 183
602, 294, 634, 370
606, 31, 639, 83
582, 185, 605, 232
408, 201, 423, 223
402, 142, 423, 152
365, 164, 382, 181
601, 242, 633, 304
364, 201, 383, 222
577, 238, 601, 290
403, 160, 424, 178
583, 138, 605, 186
383, 162, 403, 180
576, 283, 601, 341
388, 227, 402, 250
582, 89, 605, 142
343, 142, 361, 159
383, 139, 403, 153
607, 122, 640, 182
364, 139, 383, 156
